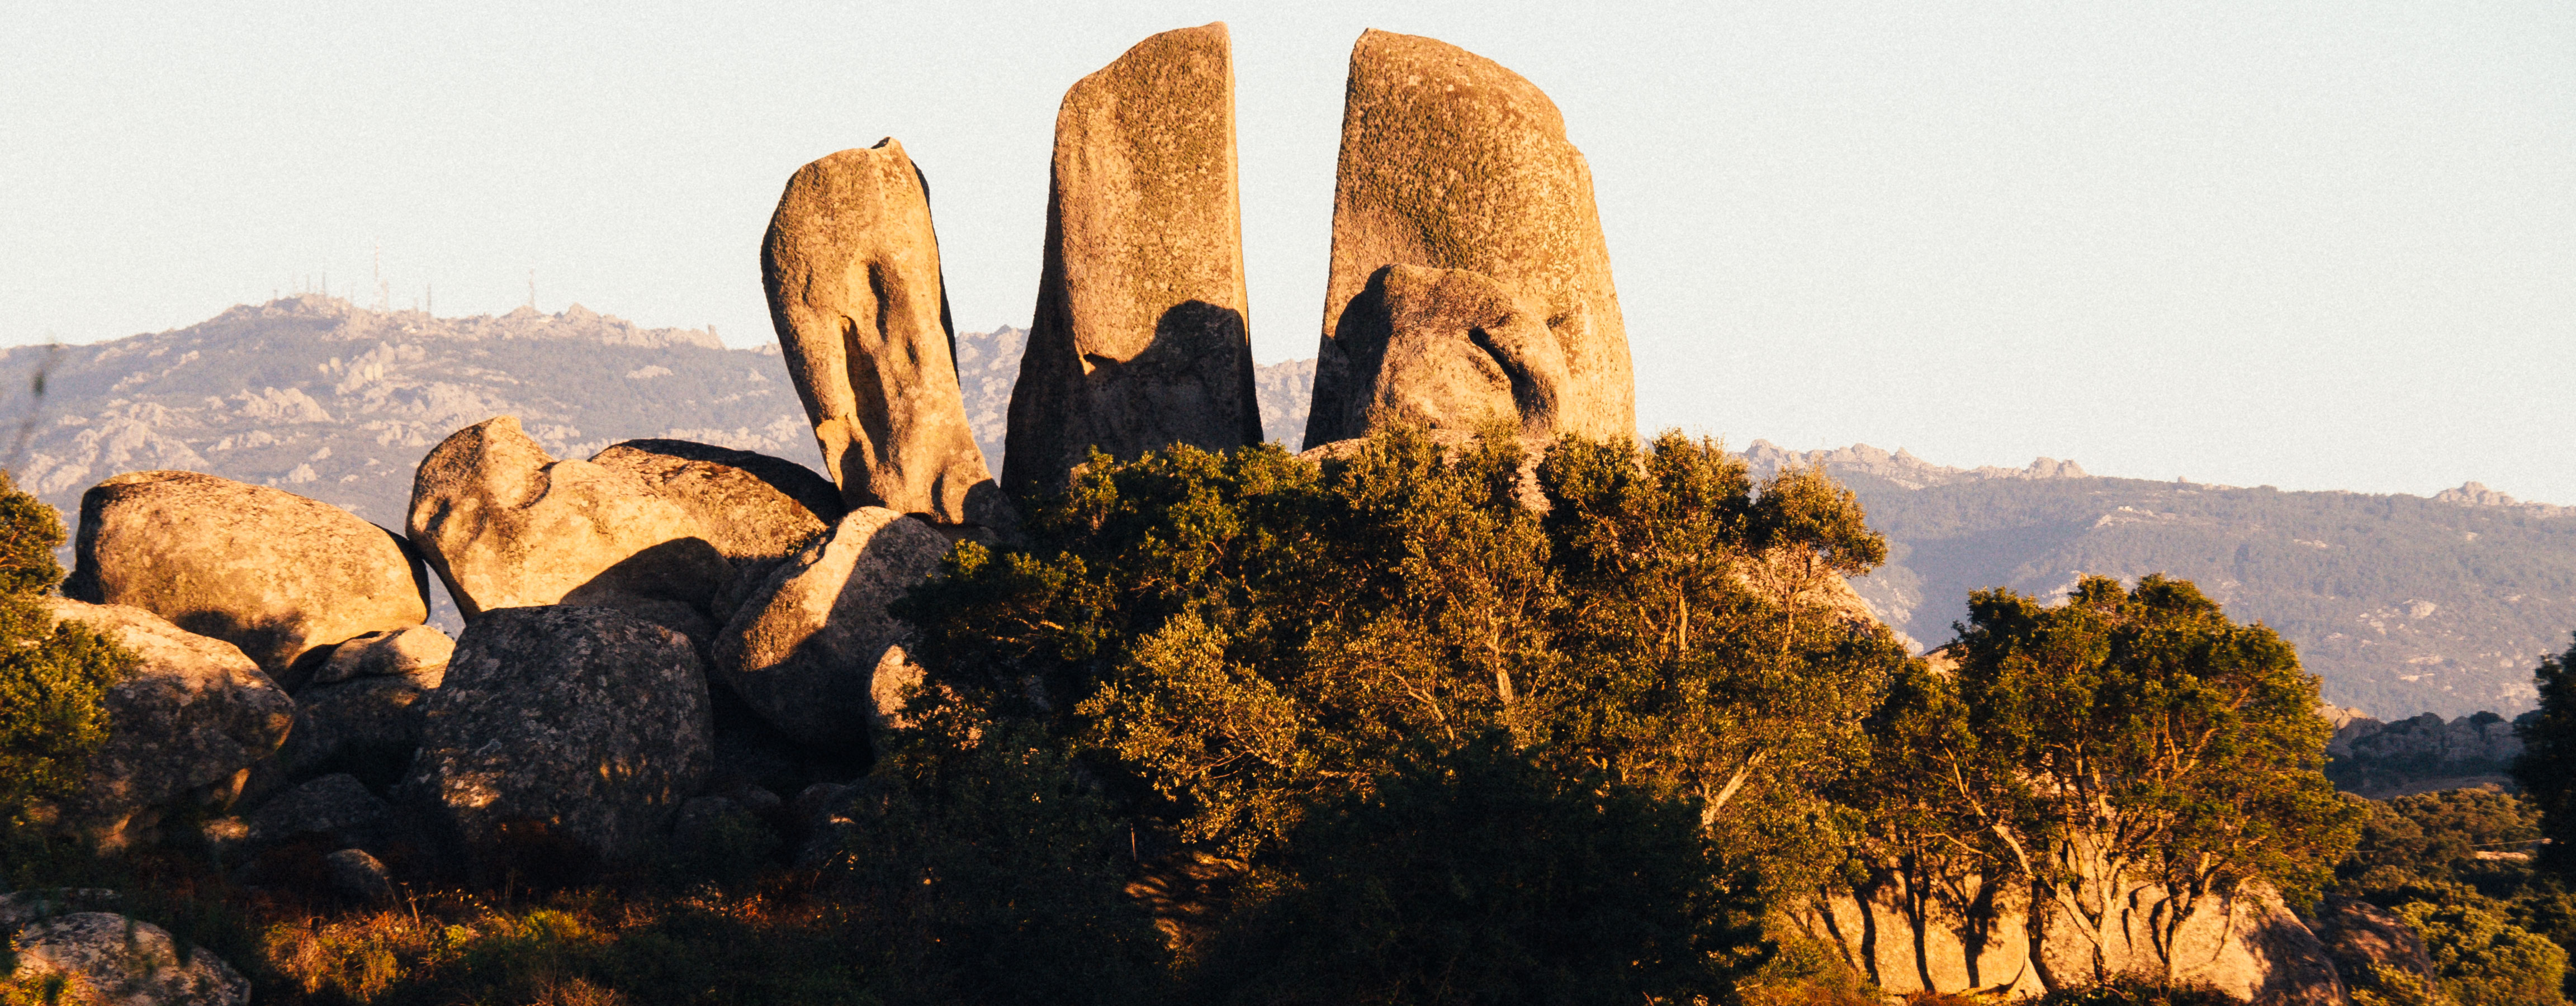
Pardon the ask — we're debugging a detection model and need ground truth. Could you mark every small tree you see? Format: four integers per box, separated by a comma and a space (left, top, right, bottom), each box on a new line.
2514, 634, 2576, 875
1865, 575, 2361, 987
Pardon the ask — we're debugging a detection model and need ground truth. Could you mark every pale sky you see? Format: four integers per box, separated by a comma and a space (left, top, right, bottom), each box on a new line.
4, 2, 2569, 502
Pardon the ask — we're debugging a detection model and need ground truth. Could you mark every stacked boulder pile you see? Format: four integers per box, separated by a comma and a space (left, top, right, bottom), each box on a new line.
18, 23, 2349, 1005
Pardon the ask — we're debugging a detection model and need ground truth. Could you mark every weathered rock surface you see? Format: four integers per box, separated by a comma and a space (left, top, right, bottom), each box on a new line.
713, 507, 950, 752
324, 848, 396, 903
762, 140, 1000, 525
7, 911, 251, 1005
2312, 896, 2438, 990
272, 667, 441, 791
399, 606, 712, 875
1800, 880, 2342, 1003
308, 624, 453, 686
1308, 29, 1632, 449
65, 469, 428, 687
0, 889, 119, 927
408, 416, 732, 637
43, 600, 293, 850
1005, 22, 1262, 495
591, 439, 846, 563
1305, 265, 1568, 443
247, 774, 394, 850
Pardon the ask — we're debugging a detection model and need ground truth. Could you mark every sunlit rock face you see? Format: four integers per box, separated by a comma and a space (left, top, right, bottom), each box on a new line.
1006, 22, 1262, 495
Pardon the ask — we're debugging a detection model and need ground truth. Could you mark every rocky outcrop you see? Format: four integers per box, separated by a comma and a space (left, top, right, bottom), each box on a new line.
44, 600, 293, 850
64, 469, 428, 688
1308, 29, 1632, 450
1005, 23, 1262, 495
713, 507, 951, 752
762, 140, 1000, 526
407, 416, 732, 639
1305, 265, 1569, 442
2330, 710, 2525, 764
6, 912, 251, 1005
1800, 879, 2342, 1003
400, 606, 712, 876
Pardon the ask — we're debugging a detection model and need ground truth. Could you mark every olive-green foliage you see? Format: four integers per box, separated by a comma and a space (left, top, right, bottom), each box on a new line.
898, 426, 1906, 873
0, 469, 130, 832
2397, 897, 2572, 1006
2333, 787, 2575, 1002
832, 719, 1171, 1006
1854, 575, 2362, 985
1186, 733, 1768, 1005
2515, 634, 2576, 874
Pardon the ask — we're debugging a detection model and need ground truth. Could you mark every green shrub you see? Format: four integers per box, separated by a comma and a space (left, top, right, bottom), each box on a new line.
2398, 897, 2571, 1005
0, 469, 131, 839
2021, 976, 2245, 1004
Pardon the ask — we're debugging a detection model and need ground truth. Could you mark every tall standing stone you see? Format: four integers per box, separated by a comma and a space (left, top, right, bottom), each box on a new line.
1305, 30, 1635, 449
764, 139, 1000, 526
1003, 22, 1261, 495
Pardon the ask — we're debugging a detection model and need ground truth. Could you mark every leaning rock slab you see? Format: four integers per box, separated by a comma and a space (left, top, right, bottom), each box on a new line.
400, 606, 712, 875
64, 469, 428, 688
45, 600, 293, 850
408, 416, 731, 637
763, 141, 1000, 525
714, 507, 951, 752
271, 666, 442, 791
1304, 264, 1569, 442
1004, 22, 1262, 495
590, 439, 847, 564
8, 912, 250, 1005
1308, 29, 1633, 449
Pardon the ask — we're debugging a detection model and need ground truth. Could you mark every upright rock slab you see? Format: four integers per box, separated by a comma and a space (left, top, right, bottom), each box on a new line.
763, 140, 1000, 526
713, 507, 951, 752
1306, 29, 1634, 448
65, 470, 428, 688
400, 606, 712, 876
44, 599, 294, 850
408, 417, 732, 638
1004, 22, 1261, 495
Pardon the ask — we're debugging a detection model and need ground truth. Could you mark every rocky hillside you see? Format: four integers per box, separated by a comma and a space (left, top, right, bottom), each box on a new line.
1748, 442, 2576, 719
9, 298, 2563, 720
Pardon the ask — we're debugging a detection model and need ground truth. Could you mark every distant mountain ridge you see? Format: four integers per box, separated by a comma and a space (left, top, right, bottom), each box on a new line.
8, 297, 2565, 720
1763, 443, 2576, 719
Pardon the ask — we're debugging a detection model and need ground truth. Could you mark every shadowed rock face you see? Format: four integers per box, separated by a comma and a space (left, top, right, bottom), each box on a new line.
1305, 264, 1570, 443
1005, 22, 1261, 495
65, 469, 428, 689
763, 139, 1000, 526
406, 416, 732, 639
1308, 29, 1633, 449
713, 507, 951, 753
43, 599, 294, 851
400, 605, 712, 879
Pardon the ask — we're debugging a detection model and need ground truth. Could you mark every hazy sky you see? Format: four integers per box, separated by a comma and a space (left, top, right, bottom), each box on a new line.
5, 2, 2569, 501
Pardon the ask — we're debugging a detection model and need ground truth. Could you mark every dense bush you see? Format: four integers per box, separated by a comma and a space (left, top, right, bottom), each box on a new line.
1185, 733, 1765, 1004
0, 468, 132, 842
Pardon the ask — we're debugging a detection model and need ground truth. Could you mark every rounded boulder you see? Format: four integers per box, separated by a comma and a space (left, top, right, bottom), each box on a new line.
64, 470, 428, 688
399, 605, 712, 878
